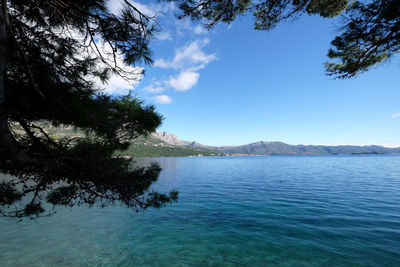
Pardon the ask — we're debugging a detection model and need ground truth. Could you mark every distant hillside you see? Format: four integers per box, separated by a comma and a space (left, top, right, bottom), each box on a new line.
30, 125, 220, 157
120, 132, 221, 157
214, 142, 400, 155
120, 144, 220, 157
34, 126, 400, 157
151, 131, 217, 150
152, 131, 400, 155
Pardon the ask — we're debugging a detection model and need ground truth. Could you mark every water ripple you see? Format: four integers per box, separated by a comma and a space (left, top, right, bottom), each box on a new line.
1, 155, 400, 266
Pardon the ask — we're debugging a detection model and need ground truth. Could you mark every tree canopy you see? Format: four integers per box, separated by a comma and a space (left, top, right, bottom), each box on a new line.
0, 0, 177, 219
173, 0, 400, 78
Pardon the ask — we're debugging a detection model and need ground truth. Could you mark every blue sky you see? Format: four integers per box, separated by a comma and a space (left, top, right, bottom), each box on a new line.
106, 1, 400, 147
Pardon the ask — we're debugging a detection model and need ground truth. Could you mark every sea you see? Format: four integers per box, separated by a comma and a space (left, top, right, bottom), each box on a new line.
0, 155, 399, 266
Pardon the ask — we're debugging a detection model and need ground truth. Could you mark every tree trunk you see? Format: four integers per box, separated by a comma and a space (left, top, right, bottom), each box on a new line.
0, 0, 7, 106
0, 2, 37, 164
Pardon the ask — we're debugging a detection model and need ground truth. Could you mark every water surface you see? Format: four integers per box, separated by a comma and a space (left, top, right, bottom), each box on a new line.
1, 155, 400, 266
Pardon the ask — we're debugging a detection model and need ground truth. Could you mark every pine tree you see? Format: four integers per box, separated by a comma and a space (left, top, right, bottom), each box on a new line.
172, 0, 400, 78
0, 0, 177, 219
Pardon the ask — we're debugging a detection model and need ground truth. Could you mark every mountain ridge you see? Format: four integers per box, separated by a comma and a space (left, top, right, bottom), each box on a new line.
152, 131, 400, 155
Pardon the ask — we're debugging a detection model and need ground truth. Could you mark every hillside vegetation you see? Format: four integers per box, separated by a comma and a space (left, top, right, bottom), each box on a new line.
120, 144, 220, 157
29, 125, 400, 157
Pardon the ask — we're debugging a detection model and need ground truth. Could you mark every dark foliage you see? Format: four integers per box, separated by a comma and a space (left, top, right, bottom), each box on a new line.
326, 0, 400, 78
0, 0, 177, 219
171, 0, 399, 78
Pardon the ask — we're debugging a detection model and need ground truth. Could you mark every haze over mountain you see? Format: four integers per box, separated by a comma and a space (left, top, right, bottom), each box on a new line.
152, 131, 400, 155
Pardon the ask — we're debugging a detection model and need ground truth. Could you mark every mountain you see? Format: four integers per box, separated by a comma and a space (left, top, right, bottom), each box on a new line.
35, 125, 400, 156
119, 132, 221, 157
151, 131, 191, 146
25, 125, 221, 157
216, 142, 400, 155
152, 131, 217, 150
152, 131, 400, 155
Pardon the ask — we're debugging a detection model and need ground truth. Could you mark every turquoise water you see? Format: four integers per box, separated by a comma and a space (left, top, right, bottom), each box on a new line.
1, 155, 400, 266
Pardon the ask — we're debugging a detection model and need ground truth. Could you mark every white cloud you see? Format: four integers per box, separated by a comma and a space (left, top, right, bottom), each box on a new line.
154, 95, 172, 104
58, 26, 143, 95
107, 0, 124, 15
392, 112, 400, 118
167, 71, 200, 91
175, 18, 209, 36
90, 42, 143, 95
143, 84, 164, 93
156, 31, 172, 41
107, 0, 177, 18
102, 3, 216, 97
154, 59, 170, 69
153, 38, 216, 94
154, 38, 216, 70
107, 0, 156, 17
102, 75, 140, 95
130, 1, 156, 16
194, 25, 208, 35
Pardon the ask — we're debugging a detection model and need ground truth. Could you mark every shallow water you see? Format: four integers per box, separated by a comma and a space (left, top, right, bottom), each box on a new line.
1, 155, 400, 266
